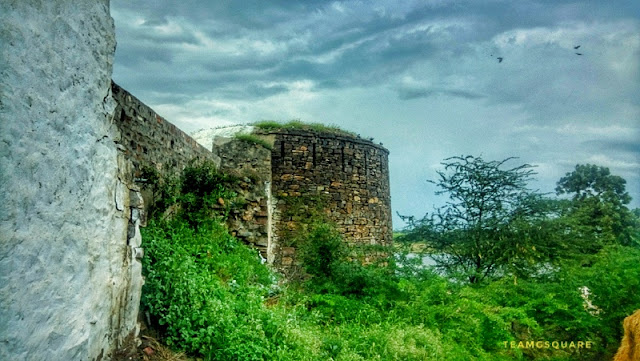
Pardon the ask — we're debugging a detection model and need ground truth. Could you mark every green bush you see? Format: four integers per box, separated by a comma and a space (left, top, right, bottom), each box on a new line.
476, 246, 640, 361
178, 160, 238, 226
139, 159, 239, 223
298, 223, 345, 279
297, 223, 397, 299
139, 165, 179, 219
564, 245, 640, 358
142, 219, 283, 359
143, 215, 631, 360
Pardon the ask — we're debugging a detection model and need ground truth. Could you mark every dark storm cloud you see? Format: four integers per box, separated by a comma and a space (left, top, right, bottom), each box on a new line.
111, 0, 640, 217
111, 0, 640, 125
113, 1, 482, 90
112, 1, 316, 29
397, 86, 485, 100
582, 140, 640, 156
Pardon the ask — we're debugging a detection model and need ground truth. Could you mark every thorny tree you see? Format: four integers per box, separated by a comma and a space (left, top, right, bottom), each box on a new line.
403, 156, 559, 283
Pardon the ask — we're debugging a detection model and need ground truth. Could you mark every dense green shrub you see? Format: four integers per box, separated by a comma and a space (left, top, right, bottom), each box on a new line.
178, 160, 238, 227
139, 159, 238, 223
141, 160, 287, 360
141, 219, 278, 359
143, 217, 634, 360
140, 160, 637, 360
139, 165, 179, 219
298, 223, 345, 279
563, 245, 640, 358
477, 245, 640, 360
296, 223, 397, 299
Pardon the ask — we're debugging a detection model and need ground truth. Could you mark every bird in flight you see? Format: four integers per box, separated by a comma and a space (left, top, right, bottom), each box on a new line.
575, 53, 583, 56
497, 57, 503, 63
574, 45, 581, 49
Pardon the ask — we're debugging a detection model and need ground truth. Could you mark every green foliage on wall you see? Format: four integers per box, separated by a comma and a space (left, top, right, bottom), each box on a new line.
234, 133, 274, 150
253, 120, 357, 137
178, 160, 239, 227
139, 159, 241, 225
278, 194, 330, 247
139, 165, 179, 219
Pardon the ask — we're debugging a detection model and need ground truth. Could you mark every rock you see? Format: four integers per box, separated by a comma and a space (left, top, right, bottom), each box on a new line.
115, 180, 128, 211
129, 190, 144, 208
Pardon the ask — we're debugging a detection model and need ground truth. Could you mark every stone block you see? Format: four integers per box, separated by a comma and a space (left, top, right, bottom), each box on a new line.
129, 189, 144, 208
115, 180, 128, 211
282, 247, 295, 256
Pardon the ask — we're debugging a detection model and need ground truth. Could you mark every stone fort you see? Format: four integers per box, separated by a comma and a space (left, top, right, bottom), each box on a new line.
112, 83, 392, 274
0, 3, 390, 359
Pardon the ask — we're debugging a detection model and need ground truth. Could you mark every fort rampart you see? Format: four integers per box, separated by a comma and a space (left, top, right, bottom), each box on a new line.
111, 82, 218, 179
109, 87, 393, 274
0, 3, 391, 358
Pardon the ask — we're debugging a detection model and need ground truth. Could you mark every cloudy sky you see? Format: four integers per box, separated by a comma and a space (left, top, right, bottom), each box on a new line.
110, 1, 640, 228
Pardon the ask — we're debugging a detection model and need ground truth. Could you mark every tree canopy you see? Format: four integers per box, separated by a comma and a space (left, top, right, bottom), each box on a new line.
402, 156, 560, 283
556, 164, 638, 248
402, 159, 640, 284
556, 163, 631, 205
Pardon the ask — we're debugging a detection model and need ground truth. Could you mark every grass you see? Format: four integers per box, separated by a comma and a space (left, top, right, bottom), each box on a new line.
252, 120, 357, 137
233, 133, 274, 150
139, 335, 189, 361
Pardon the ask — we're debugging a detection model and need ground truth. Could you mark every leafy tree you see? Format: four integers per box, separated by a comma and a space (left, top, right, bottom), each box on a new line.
556, 164, 638, 248
556, 164, 631, 204
404, 156, 560, 283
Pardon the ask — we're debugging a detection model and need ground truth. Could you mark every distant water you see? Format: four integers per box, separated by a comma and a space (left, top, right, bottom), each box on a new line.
394, 252, 437, 268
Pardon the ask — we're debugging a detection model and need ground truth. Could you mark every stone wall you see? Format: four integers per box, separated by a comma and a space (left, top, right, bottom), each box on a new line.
111, 83, 220, 221
212, 137, 274, 260
0, 1, 393, 359
0, 2, 142, 360
263, 129, 392, 273
111, 82, 218, 180
110, 84, 394, 276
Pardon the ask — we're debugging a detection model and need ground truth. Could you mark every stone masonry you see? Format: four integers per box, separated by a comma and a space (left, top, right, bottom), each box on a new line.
212, 136, 273, 260
111, 82, 220, 220
262, 128, 392, 273
107, 92, 394, 275
111, 82, 218, 180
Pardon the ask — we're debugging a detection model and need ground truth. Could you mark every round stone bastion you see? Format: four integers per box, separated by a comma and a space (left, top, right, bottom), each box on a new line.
261, 127, 392, 274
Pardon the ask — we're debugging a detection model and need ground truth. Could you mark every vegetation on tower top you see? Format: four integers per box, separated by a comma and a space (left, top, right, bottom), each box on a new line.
252, 120, 357, 138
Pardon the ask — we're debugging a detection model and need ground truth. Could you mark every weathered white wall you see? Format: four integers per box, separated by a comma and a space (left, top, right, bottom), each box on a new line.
0, 1, 141, 360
